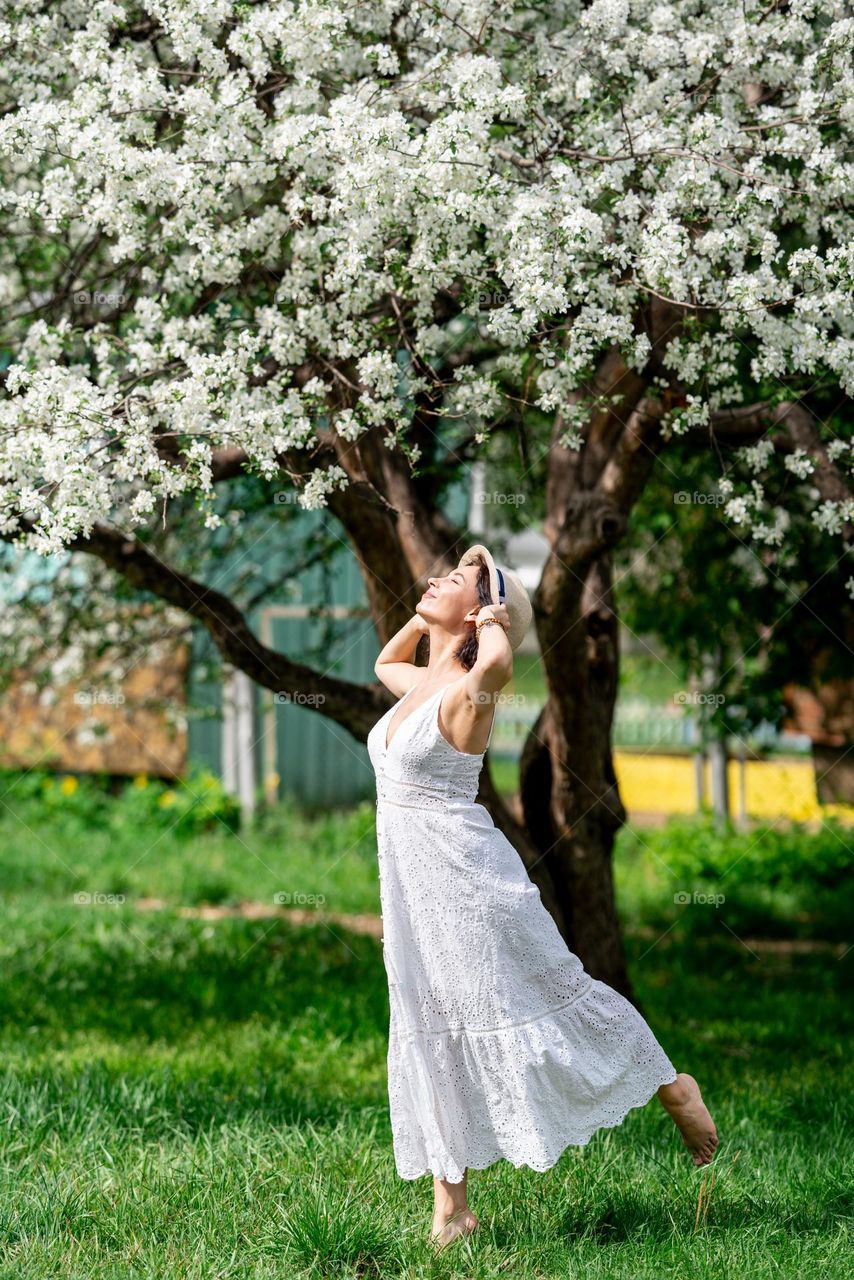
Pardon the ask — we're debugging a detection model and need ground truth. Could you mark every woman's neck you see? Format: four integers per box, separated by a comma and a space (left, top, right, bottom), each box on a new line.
422, 628, 466, 681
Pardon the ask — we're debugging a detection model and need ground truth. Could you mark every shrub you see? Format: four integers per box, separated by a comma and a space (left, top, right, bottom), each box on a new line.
0, 766, 241, 839
115, 768, 241, 838
637, 813, 853, 893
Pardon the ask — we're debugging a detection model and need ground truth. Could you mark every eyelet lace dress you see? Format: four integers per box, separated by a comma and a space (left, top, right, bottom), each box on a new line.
366, 678, 678, 1183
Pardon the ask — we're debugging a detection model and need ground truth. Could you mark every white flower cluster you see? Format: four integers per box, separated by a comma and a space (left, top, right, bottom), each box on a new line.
447, 367, 503, 438
297, 464, 350, 510
0, 0, 849, 566
662, 395, 710, 437
0, 544, 187, 696
783, 448, 815, 480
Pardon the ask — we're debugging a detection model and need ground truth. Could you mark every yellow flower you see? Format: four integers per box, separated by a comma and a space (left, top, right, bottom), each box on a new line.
133, 773, 149, 789
60, 775, 78, 796
158, 790, 177, 808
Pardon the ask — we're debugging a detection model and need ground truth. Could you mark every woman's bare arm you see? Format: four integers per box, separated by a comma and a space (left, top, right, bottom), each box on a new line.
441, 605, 514, 753
374, 615, 429, 697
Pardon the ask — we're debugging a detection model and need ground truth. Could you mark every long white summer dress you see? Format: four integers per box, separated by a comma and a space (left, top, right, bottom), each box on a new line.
366, 676, 678, 1183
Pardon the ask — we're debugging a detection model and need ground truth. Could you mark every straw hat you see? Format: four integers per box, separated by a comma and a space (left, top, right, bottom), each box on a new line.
455, 543, 533, 651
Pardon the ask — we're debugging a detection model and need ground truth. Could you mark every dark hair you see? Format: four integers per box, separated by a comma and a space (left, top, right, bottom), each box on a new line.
451, 553, 495, 672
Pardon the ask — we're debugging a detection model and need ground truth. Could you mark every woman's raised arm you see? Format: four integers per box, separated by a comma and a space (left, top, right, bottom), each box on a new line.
374, 614, 429, 697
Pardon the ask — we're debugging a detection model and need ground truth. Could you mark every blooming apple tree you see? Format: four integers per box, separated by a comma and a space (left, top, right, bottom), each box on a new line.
1, 0, 852, 988
1, 0, 851, 555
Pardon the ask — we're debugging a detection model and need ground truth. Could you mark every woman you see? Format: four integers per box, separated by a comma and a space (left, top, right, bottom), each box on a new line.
366, 544, 718, 1251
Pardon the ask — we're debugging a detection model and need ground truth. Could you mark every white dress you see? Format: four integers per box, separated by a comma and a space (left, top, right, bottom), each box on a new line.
366, 677, 678, 1183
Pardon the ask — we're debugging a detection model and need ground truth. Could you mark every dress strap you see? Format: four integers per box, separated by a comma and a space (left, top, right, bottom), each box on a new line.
485, 701, 498, 750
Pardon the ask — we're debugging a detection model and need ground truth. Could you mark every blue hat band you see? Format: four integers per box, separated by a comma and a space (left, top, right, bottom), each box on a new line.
495, 567, 506, 603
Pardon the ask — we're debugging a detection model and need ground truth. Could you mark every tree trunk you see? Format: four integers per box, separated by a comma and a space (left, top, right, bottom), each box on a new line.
509, 327, 679, 1000
521, 550, 634, 998
782, 678, 854, 804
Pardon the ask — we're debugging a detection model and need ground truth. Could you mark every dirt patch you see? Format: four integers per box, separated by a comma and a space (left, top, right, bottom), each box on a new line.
132, 898, 847, 955
629, 921, 848, 956
134, 896, 383, 937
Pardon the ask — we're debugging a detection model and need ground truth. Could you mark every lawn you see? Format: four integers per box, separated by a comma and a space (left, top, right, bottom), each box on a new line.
0, 774, 851, 1278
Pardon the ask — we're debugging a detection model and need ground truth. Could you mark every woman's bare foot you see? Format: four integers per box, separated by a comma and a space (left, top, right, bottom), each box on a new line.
430, 1172, 477, 1250
428, 1208, 479, 1250
658, 1072, 719, 1165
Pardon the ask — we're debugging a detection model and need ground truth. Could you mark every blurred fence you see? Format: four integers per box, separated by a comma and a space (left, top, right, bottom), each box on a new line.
489, 697, 813, 759
489, 698, 852, 825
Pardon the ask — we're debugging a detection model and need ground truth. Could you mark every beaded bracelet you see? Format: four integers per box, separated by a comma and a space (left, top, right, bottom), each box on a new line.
475, 617, 505, 637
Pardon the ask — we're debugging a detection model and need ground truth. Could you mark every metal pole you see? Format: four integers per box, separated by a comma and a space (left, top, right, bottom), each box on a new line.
469, 458, 487, 535
234, 668, 256, 822
221, 665, 238, 796
704, 650, 729, 827
690, 670, 706, 812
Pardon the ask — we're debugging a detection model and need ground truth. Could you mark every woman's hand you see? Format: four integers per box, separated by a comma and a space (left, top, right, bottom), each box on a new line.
463, 602, 510, 633
375, 610, 430, 673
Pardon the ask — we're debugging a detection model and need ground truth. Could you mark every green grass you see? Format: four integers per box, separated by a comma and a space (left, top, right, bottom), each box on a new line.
0, 776, 381, 915
0, 780, 851, 1278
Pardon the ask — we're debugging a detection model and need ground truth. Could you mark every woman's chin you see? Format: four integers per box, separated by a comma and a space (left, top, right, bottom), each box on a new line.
416, 603, 446, 630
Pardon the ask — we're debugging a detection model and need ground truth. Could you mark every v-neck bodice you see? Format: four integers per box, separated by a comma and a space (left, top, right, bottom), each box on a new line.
367, 676, 497, 809
384, 680, 457, 753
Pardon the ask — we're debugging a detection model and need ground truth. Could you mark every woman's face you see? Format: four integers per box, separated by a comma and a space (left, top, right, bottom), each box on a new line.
415, 563, 484, 632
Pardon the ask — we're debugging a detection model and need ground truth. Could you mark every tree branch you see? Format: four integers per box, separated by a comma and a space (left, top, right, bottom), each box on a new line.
706, 399, 852, 535
57, 522, 390, 741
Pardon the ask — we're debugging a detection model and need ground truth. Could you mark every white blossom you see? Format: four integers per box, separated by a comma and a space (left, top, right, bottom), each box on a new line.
783, 448, 816, 479
0, 0, 848, 571
298, 464, 350, 510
